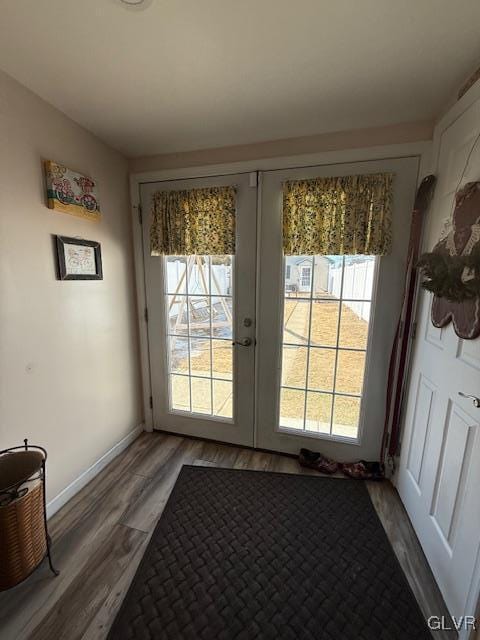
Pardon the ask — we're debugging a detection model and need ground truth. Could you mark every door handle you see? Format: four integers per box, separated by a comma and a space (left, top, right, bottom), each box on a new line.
458, 392, 480, 408
232, 337, 253, 347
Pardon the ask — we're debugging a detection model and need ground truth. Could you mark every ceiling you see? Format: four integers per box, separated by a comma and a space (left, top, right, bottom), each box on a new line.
1, 0, 479, 157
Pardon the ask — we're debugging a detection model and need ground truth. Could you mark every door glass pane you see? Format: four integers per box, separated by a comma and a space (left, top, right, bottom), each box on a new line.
279, 388, 305, 430
188, 296, 211, 336
283, 299, 310, 344
307, 347, 336, 391
313, 255, 342, 300
212, 296, 233, 338
310, 301, 339, 347
168, 336, 189, 374
335, 350, 366, 395
279, 255, 376, 440
305, 392, 332, 434
171, 374, 190, 412
212, 339, 233, 380
213, 380, 233, 418
165, 255, 234, 420
332, 395, 361, 438
166, 257, 187, 294
211, 256, 233, 295
341, 256, 376, 300
281, 345, 307, 388
167, 295, 188, 335
189, 338, 211, 378
191, 377, 212, 414
338, 302, 371, 349
187, 256, 210, 295
284, 257, 313, 297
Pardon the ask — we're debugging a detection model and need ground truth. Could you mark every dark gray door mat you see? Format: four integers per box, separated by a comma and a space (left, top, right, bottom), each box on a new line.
108, 466, 431, 639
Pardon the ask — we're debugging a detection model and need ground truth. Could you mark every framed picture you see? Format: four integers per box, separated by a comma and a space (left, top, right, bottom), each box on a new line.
44, 160, 101, 222
56, 236, 103, 280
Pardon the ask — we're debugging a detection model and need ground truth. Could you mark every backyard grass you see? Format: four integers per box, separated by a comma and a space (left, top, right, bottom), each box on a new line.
281, 299, 368, 436
170, 299, 369, 435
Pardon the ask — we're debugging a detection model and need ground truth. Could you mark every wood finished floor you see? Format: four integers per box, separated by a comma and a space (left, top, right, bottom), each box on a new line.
0, 432, 455, 640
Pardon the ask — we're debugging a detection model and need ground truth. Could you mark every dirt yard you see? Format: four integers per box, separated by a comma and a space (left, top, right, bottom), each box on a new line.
280, 299, 368, 436
170, 298, 369, 434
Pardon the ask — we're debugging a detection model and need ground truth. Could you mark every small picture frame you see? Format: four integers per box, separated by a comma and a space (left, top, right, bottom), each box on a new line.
56, 236, 103, 280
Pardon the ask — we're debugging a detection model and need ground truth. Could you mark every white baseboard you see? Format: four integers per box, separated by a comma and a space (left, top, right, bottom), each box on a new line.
46, 424, 144, 519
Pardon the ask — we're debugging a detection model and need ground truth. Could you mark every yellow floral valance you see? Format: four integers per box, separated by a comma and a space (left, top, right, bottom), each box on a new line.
151, 186, 236, 256
283, 173, 394, 255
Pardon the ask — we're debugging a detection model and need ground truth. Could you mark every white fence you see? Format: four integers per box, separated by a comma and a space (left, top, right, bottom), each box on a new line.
329, 259, 375, 322
167, 258, 373, 322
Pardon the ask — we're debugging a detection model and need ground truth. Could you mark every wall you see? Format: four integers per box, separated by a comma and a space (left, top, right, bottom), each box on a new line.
129, 120, 433, 173
0, 70, 143, 503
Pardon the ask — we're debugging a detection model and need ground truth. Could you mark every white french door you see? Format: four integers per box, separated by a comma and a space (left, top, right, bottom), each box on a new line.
255, 158, 419, 460
140, 173, 257, 446
140, 158, 419, 461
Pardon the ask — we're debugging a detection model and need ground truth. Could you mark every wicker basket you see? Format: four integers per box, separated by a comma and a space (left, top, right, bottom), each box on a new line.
0, 450, 48, 590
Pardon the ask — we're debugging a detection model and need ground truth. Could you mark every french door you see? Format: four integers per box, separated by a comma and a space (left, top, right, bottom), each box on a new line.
140, 157, 419, 459
140, 173, 257, 446
256, 158, 419, 460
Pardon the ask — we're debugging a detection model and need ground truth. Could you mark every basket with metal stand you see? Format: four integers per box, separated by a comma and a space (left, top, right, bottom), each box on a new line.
0, 439, 59, 591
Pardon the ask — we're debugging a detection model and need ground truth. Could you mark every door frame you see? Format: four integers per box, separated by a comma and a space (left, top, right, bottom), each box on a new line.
130, 140, 431, 438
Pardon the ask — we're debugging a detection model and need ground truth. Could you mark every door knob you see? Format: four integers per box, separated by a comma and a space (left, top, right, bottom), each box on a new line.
232, 337, 253, 347
458, 392, 480, 408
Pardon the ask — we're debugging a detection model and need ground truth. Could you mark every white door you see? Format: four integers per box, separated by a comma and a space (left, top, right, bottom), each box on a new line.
139, 158, 419, 461
299, 264, 312, 292
140, 173, 257, 446
255, 158, 419, 461
397, 93, 480, 634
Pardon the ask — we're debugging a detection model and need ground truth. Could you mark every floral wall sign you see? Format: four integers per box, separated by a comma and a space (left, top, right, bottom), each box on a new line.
44, 161, 101, 221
